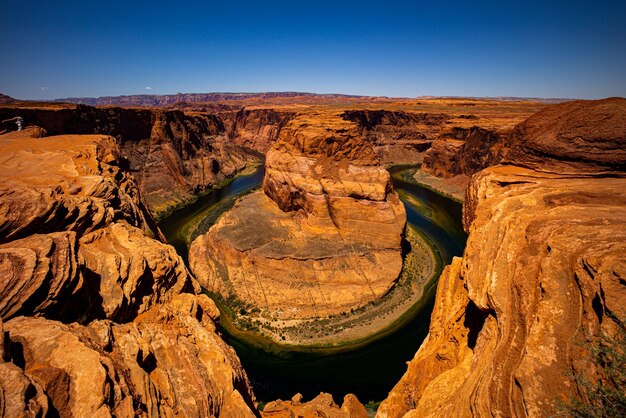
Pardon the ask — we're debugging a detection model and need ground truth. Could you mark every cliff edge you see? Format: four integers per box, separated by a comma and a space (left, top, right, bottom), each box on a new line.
377, 98, 626, 417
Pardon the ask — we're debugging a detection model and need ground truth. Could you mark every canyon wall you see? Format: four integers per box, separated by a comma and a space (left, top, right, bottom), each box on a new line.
220, 108, 296, 153
341, 110, 450, 164
377, 98, 626, 418
0, 104, 254, 217
420, 126, 502, 178
0, 132, 258, 417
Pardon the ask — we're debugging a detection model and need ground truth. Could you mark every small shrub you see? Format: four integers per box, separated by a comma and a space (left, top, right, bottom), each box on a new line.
559, 322, 625, 417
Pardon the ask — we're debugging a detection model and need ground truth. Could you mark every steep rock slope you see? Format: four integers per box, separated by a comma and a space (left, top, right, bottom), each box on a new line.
377, 98, 626, 417
190, 113, 406, 342
221, 108, 296, 153
0, 104, 253, 217
421, 126, 502, 178
341, 110, 450, 164
0, 133, 258, 417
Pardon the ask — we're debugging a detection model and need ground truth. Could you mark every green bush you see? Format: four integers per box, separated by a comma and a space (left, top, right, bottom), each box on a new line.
560, 323, 625, 417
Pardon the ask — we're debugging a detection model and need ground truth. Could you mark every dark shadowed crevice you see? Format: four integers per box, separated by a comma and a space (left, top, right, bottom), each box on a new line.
592, 293, 604, 324
464, 301, 489, 350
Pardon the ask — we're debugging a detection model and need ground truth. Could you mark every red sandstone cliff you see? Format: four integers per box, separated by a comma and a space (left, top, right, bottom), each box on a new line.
0, 132, 259, 417
377, 98, 626, 417
0, 104, 255, 217
220, 107, 296, 153
341, 110, 450, 164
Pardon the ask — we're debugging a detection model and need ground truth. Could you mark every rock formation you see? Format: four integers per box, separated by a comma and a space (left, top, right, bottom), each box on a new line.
221, 108, 296, 153
190, 113, 406, 341
262, 393, 368, 418
0, 104, 254, 217
0, 133, 258, 417
421, 126, 502, 178
377, 98, 626, 417
341, 110, 450, 164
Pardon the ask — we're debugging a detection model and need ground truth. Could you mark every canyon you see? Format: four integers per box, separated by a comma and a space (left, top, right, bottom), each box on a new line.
0, 94, 624, 417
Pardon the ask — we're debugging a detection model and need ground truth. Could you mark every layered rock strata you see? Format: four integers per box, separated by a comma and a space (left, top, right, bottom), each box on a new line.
2, 294, 257, 417
0, 133, 258, 416
221, 108, 296, 153
341, 110, 450, 164
190, 114, 406, 338
0, 104, 254, 216
377, 98, 626, 417
421, 126, 502, 179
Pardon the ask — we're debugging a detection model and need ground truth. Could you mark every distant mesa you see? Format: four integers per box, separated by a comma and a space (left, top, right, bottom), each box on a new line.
55, 92, 371, 107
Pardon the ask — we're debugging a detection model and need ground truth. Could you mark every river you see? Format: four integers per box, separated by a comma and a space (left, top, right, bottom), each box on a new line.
158, 165, 467, 404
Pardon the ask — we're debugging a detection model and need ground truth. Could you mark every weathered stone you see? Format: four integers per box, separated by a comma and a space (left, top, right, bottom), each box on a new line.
190, 114, 406, 327
377, 99, 626, 418
262, 392, 368, 418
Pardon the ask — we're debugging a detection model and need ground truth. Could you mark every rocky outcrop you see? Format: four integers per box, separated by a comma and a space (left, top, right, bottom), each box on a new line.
421, 126, 502, 179
262, 392, 368, 418
3, 294, 257, 417
342, 110, 450, 164
190, 114, 406, 342
502, 97, 626, 173
377, 98, 626, 417
221, 108, 296, 153
0, 104, 254, 217
0, 134, 195, 323
0, 133, 258, 416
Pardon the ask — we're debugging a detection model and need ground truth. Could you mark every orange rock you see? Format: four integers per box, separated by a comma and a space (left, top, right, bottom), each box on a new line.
190, 114, 406, 329
4, 294, 258, 417
377, 99, 626, 417
262, 392, 368, 418
0, 132, 259, 417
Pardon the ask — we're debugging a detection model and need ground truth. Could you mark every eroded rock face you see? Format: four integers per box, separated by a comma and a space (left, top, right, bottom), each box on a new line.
421, 126, 502, 179
190, 114, 406, 327
0, 133, 258, 417
0, 135, 196, 323
0, 105, 255, 217
126, 110, 251, 216
377, 99, 626, 418
222, 108, 296, 153
4, 294, 257, 417
262, 392, 368, 418
341, 110, 450, 164
0, 134, 156, 243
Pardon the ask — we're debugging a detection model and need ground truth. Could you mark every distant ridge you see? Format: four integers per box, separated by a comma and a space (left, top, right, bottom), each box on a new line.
0, 93, 18, 104
416, 95, 573, 104
55, 92, 370, 107
53, 92, 577, 107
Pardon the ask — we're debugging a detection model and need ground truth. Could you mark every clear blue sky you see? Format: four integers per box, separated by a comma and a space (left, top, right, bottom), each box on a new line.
1, 0, 624, 100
